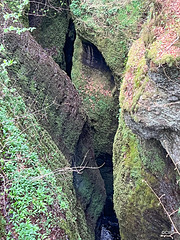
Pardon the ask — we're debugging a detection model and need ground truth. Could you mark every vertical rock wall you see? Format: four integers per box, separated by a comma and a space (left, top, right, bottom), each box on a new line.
113, 1, 180, 239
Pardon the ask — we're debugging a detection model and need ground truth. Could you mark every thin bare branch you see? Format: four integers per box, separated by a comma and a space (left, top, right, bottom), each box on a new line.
144, 180, 180, 237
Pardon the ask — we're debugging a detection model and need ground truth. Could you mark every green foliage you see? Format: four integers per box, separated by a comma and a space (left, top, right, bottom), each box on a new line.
4, 0, 29, 15
70, 0, 82, 17
118, 0, 144, 30
0, 61, 71, 239
71, 0, 149, 37
2, 0, 35, 34
70, 0, 150, 83
0, 35, 92, 240
0, 41, 91, 238
0, 214, 6, 238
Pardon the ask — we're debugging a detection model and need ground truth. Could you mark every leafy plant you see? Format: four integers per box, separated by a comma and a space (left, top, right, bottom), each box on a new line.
0, 5, 72, 237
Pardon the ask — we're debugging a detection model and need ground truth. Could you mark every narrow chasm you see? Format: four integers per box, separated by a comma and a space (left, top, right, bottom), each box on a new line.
95, 154, 120, 240
63, 19, 76, 78
79, 39, 120, 239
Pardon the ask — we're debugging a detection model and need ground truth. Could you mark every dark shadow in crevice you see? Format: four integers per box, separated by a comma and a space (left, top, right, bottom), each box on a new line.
63, 19, 76, 78
81, 40, 114, 81
95, 153, 120, 240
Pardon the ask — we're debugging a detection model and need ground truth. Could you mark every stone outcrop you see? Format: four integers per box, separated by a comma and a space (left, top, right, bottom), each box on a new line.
113, 119, 179, 240
70, 0, 151, 84
1, 0, 180, 239
70, 0, 152, 157
71, 36, 118, 156
28, 0, 70, 71
124, 63, 180, 170
113, 1, 180, 239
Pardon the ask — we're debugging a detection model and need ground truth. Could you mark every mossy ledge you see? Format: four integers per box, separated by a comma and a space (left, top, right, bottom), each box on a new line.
71, 36, 119, 155
70, 0, 151, 85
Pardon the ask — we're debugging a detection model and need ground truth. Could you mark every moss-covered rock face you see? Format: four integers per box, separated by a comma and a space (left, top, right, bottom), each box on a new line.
113, 0, 180, 239
113, 117, 179, 240
29, 0, 69, 70
0, 8, 106, 238
2, 26, 85, 157
120, 0, 180, 170
70, 0, 151, 158
72, 36, 118, 155
70, 0, 151, 84
0, 63, 92, 239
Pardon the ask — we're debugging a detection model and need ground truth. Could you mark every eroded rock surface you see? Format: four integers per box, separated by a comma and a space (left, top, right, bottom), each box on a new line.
124, 64, 180, 170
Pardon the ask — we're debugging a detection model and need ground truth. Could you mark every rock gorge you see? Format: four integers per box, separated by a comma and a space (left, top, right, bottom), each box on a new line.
0, 0, 180, 240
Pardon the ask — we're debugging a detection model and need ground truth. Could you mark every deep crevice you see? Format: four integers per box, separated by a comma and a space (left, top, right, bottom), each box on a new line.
95, 154, 120, 240
28, 5, 119, 236
28, 1, 76, 77
63, 19, 76, 78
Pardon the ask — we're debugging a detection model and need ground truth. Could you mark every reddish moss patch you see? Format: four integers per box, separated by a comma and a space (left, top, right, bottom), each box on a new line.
120, 38, 149, 111
147, 0, 180, 64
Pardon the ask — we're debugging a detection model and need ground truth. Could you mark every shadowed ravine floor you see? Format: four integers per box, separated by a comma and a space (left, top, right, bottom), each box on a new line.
95, 154, 121, 240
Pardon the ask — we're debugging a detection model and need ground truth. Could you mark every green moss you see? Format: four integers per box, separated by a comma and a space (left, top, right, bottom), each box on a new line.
114, 117, 142, 181
7, 48, 84, 155
0, 76, 92, 239
113, 116, 169, 240
71, 0, 150, 83
72, 36, 118, 155
32, 9, 69, 70
138, 140, 166, 174
96, 35, 127, 76
131, 76, 149, 112
147, 42, 180, 66
146, 22, 180, 66
142, 25, 155, 46
71, 37, 84, 89
112, 3, 180, 238
22, 116, 93, 240
146, 41, 159, 62
120, 38, 149, 113
0, 214, 6, 238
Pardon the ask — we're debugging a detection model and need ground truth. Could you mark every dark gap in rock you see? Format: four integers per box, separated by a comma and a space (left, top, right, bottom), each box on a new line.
63, 19, 76, 78
66, 0, 71, 6
81, 40, 115, 84
95, 153, 121, 240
